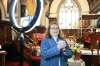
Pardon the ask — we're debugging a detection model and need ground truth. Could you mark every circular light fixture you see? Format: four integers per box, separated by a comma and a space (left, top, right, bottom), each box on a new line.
9, 0, 43, 33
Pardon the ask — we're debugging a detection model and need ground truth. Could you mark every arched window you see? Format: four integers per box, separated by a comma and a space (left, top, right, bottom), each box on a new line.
58, 0, 80, 29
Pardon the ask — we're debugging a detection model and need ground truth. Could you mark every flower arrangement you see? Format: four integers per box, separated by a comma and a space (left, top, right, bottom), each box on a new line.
66, 36, 83, 60
72, 43, 81, 60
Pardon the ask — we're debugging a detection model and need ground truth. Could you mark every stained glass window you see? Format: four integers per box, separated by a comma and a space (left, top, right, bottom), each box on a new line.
58, 0, 80, 29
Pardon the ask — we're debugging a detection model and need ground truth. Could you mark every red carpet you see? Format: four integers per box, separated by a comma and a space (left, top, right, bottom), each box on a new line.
5, 61, 29, 66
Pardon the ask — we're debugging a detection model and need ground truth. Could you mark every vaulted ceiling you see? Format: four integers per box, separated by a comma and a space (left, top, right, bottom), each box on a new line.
21, 0, 100, 13
47, 0, 100, 19
1, 0, 100, 20
47, 0, 100, 13
87, 0, 100, 13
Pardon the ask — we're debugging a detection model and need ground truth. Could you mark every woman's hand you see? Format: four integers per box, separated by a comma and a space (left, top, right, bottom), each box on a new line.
57, 40, 66, 50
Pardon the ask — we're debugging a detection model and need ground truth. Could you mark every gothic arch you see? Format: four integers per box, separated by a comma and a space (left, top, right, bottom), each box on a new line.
0, 0, 6, 20
49, 0, 89, 18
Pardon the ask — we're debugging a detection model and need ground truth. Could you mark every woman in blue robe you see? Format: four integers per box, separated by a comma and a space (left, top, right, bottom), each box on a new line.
40, 22, 72, 66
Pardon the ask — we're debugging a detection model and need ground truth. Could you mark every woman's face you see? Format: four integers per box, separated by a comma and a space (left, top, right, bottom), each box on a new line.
50, 24, 59, 37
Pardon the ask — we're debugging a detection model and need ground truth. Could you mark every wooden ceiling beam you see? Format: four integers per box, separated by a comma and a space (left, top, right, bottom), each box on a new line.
87, 0, 100, 13
82, 14, 100, 20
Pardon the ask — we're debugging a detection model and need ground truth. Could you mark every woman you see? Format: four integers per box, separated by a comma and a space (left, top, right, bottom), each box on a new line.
40, 22, 72, 66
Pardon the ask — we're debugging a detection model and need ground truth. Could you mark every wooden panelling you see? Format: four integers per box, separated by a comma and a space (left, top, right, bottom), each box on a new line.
0, 20, 12, 45
82, 14, 100, 20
